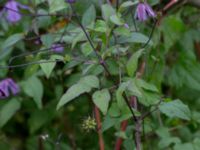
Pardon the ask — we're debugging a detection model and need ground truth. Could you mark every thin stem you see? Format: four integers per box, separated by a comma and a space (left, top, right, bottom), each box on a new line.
116, 0, 119, 9
38, 136, 44, 150
8, 44, 66, 65
140, 99, 162, 120
131, 96, 141, 150
124, 95, 137, 122
131, 10, 138, 32
94, 105, 105, 150
115, 121, 128, 150
0, 60, 63, 69
163, 0, 179, 11
142, 20, 157, 49
70, 4, 111, 76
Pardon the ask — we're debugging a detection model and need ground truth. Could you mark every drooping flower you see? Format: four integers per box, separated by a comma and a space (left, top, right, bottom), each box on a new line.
51, 44, 64, 53
3, 0, 30, 23
124, 23, 130, 29
0, 78, 20, 99
66, 0, 76, 4
135, 2, 156, 21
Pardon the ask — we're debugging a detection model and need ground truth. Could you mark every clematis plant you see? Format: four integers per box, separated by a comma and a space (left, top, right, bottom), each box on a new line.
1, 0, 30, 23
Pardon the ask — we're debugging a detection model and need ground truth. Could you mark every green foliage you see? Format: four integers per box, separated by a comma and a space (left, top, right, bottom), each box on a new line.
0, 0, 200, 149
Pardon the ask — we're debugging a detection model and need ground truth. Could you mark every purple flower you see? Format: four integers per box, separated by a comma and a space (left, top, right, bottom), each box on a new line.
0, 78, 20, 99
3, 0, 30, 23
135, 2, 156, 21
66, 0, 76, 3
124, 23, 129, 29
51, 44, 64, 53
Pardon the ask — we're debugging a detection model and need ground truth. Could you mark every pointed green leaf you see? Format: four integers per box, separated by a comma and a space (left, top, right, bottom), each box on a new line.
159, 100, 191, 120
126, 49, 144, 77
101, 4, 115, 22
110, 14, 124, 25
57, 75, 99, 110
49, 0, 68, 13
40, 61, 56, 78
92, 89, 111, 115
116, 82, 129, 109
82, 5, 96, 26
57, 83, 91, 110
2, 33, 24, 50
79, 75, 99, 89
0, 99, 21, 128
22, 76, 43, 109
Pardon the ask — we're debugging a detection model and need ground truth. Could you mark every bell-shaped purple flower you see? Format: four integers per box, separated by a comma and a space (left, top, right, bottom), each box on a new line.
3, 0, 30, 23
135, 2, 156, 21
66, 0, 76, 4
0, 78, 20, 99
5, 0, 21, 23
51, 44, 64, 53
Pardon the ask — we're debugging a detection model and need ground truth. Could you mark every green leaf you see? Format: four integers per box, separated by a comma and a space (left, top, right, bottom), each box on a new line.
0, 99, 21, 128
28, 109, 55, 134
108, 102, 121, 117
127, 79, 142, 97
92, 89, 111, 115
160, 16, 185, 50
123, 139, 135, 150
57, 83, 91, 110
119, 1, 137, 10
79, 75, 99, 89
48, 0, 68, 13
102, 115, 118, 132
82, 5, 96, 26
81, 42, 93, 56
57, 75, 99, 110
138, 90, 160, 106
136, 79, 159, 92
39, 54, 62, 79
40, 61, 56, 78
22, 76, 44, 109
118, 32, 153, 45
41, 34, 54, 48
94, 20, 108, 33
174, 143, 194, 150
110, 14, 124, 25
101, 4, 115, 22
126, 49, 144, 77
72, 32, 85, 49
159, 100, 191, 120
115, 27, 131, 36
159, 137, 181, 149
116, 82, 129, 109
2, 33, 24, 50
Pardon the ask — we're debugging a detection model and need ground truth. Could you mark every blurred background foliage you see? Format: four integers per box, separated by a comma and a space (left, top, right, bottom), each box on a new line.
0, 0, 200, 149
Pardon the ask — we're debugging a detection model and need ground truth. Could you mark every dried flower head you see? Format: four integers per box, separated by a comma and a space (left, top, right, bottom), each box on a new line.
82, 116, 96, 132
